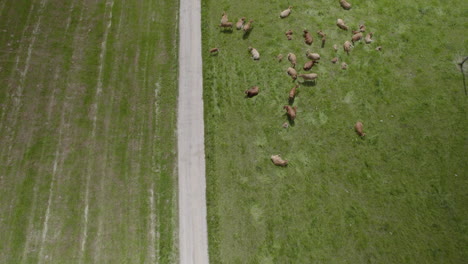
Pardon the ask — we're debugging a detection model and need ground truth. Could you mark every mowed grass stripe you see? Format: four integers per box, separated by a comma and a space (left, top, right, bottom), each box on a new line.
0, 0, 179, 263
203, 0, 467, 263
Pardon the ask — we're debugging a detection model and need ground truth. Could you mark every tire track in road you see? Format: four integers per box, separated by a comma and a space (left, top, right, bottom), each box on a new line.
178, 0, 209, 262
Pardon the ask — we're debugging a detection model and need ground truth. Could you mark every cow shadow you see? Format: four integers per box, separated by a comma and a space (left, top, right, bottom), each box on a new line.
300, 80, 317, 87
243, 30, 252, 39
220, 28, 233, 34
283, 113, 296, 126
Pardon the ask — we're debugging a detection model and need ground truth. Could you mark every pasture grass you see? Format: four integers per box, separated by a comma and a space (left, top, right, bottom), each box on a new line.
203, 0, 467, 263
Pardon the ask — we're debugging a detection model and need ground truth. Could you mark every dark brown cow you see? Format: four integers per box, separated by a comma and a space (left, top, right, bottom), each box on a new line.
284, 105, 297, 121
245, 86, 259, 98
303, 30, 313, 45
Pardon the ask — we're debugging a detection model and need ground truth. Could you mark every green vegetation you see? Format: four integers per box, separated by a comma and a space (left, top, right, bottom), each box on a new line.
203, 0, 467, 263
0, 0, 178, 262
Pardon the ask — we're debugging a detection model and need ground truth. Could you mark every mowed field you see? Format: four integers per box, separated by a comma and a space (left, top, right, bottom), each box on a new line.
203, 0, 467, 263
0, 0, 178, 263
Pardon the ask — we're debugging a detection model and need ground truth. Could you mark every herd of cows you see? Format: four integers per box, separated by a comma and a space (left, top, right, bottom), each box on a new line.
210, 1, 375, 167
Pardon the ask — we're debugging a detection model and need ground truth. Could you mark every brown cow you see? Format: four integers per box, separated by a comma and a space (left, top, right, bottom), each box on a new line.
289, 84, 299, 101
287, 53, 297, 68
221, 11, 228, 24
245, 86, 259, 97
303, 60, 318, 71
351, 32, 363, 43
219, 22, 233, 29
285, 29, 293, 40
355, 121, 366, 137
359, 24, 366, 32
343, 41, 352, 54
365, 32, 373, 44
337, 19, 349, 30
209, 47, 219, 53
284, 105, 297, 121
340, 0, 352, 10
280, 6, 292, 18
243, 20, 254, 32
306, 50, 320, 60
298, 73, 318, 82
271, 155, 288, 166
277, 54, 284, 62
287, 67, 297, 80
331, 57, 338, 64
236, 17, 245, 30
333, 44, 338, 52
341, 62, 348, 70
317, 30, 326, 38
303, 30, 313, 45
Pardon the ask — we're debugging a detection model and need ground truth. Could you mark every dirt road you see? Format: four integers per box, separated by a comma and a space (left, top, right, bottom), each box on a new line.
177, 0, 209, 263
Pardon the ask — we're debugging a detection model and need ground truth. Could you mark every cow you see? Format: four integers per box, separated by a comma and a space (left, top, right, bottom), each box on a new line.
280, 6, 292, 18
284, 105, 297, 121
355, 121, 366, 137
236, 17, 245, 30
303, 30, 313, 45
245, 86, 259, 97
287, 67, 298, 80
337, 18, 349, 30
271, 155, 288, 166
340, 0, 352, 10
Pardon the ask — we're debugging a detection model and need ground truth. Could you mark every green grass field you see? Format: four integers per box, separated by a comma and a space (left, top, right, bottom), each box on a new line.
202, 0, 467, 263
0, 0, 178, 263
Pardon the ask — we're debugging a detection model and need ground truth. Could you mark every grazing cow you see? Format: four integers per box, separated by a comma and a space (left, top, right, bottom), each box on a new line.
284, 105, 297, 121
306, 50, 320, 60
280, 6, 292, 18
209, 47, 219, 53
321, 36, 326, 48
303, 60, 318, 71
351, 32, 363, 43
303, 30, 313, 45
341, 62, 348, 69
343, 41, 352, 54
289, 84, 299, 101
248, 47, 260, 60
245, 86, 259, 97
333, 44, 338, 51
376, 46, 382, 51
288, 53, 297, 68
365, 32, 373, 44
277, 54, 284, 62
271, 155, 288, 166
243, 20, 254, 32
298, 73, 318, 82
355, 121, 366, 137
331, 57, 338, 64
285, 29, 293, 40
219, 22, 233, 29
287, 67, 297, 80
359, 24, 366, 32
221, 11, 228, 24
236, 17, 245, 30
340, 0, 352, 10
317, 30, 326, 38
337, 19, 349, 30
